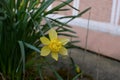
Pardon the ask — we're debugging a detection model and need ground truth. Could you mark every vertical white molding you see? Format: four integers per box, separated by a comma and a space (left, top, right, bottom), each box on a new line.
72, 0, 80, 15
115, 0, 120, 25
110, 0, 117, 24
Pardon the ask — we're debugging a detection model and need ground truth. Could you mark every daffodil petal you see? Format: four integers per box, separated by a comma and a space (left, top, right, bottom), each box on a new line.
51, 52, 58, 61
40, 37, 50, 45
49, 28, 57, 40
59, 38, 70, 45
59, 47, 68, 55
41, 46, 50, 56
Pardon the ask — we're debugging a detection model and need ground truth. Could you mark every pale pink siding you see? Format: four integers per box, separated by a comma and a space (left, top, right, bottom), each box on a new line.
79, 0, 112, 22
73, 26, 120, 60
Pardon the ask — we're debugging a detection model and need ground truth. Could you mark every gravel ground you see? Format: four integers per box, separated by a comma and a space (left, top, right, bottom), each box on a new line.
70, 49, 120, 80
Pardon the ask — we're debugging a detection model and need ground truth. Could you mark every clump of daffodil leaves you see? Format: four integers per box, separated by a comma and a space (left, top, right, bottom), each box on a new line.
0, 0, 91, 79
40, 28, 69, 61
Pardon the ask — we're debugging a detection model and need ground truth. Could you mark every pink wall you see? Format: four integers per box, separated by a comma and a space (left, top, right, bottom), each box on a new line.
73, 27, 120, 60
79, 0, 112, 22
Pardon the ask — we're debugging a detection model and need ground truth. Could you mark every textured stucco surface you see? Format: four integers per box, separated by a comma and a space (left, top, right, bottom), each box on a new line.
73, 26, 120, 60
79, 0, 112, 22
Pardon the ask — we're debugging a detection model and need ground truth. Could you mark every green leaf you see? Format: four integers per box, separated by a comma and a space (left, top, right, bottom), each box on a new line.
45, 0, 73, 15
45, 18, 52, 28
0, 10, 7, 20
45, 59, 63, 80
70, 57, 76, 71
58, 33, 78, 38
72, 73, 81, 80
47, 17, 72, 28
65, 7, 91, 23
57, 27, 76, 33
28, 0, 40, 11
70, 40, 80, 43
16, 58, 22, 73
66, 43, 81, 49
33, 0, 55, 19
0, 0, 12, 16
48, 64, 63, 80
58, 7, 91, 20
18, 41, 25, 77
24, 42, 40, 53
59, 0, 79, 11
37, 64, 44, 80
56, 8, 70, 11
19, 0, 29, 11
9, 0, 15, 11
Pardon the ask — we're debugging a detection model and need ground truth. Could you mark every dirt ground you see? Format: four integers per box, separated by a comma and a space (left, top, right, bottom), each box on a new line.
70, 49, 120, 80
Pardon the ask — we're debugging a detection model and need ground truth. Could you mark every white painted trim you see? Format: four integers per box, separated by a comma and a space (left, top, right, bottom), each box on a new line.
47, 14, 120, 35
111, 0, 117, 24
115, 0, 120, 25
47, 4, 52, 11
72, 0, 80, 15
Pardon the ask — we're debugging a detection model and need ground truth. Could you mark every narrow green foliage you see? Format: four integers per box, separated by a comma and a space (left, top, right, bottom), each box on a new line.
0, 0, 89, 79
72, 73, 82, 80
18, 41, 25, 79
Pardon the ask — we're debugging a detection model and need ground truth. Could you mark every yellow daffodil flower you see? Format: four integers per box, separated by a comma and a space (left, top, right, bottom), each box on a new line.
40, 28, 69, 61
